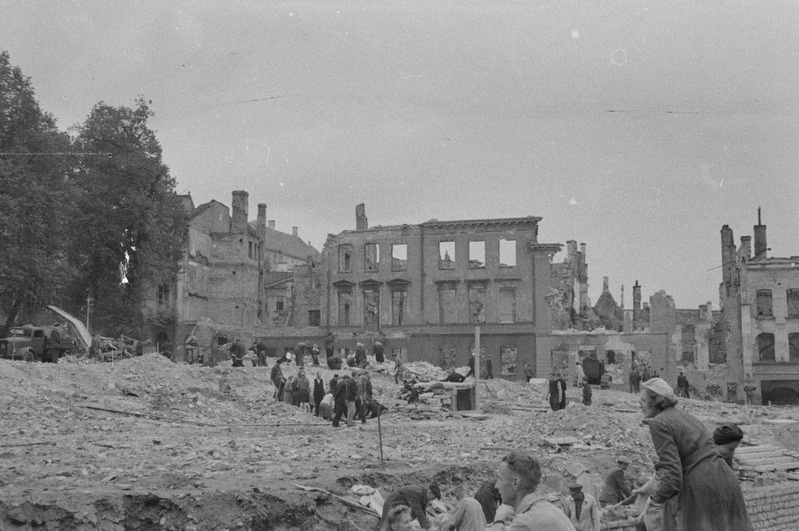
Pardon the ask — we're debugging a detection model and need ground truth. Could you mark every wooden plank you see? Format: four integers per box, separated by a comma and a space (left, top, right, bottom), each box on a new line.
738, 456, 797, 466
736, 451, 789, 461
752, 462, 799, 472
735, 445, 779, 454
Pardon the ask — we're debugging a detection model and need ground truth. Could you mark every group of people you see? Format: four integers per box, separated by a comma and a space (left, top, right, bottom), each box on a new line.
382, 376, 753, 531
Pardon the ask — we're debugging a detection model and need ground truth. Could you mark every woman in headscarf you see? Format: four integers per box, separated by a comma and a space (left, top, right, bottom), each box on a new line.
714, 424, 745, 467
640, 378, 752, 531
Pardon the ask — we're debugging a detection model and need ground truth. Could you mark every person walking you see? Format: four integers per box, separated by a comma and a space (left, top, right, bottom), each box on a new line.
639, 378, 753, 530
313, 371, 326, 417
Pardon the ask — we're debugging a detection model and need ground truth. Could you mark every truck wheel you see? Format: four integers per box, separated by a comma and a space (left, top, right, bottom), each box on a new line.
22, 349, 37, 362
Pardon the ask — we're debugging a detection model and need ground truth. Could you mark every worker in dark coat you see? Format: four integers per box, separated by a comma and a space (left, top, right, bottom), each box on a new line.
270, 359, 285, 400
714, 424, 744, 468
230, 339, 245, 367
374, 341, 385, 363
313, 371, 326, 417
641, 378, 753, 530
599, 456, 632, 506
331, 375, 349, 427
558, 373, 568, 409
329, 374, 339, 397
379, 484, 441, 530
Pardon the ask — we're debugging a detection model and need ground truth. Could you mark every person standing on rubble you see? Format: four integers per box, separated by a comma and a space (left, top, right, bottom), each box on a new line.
295, 367, 311, 412
548, 372, 562, 411
676, 372, 690, 398
356, 372, 372, 424
374, 340, 385, 363
313, 371, 326, 416
487, 451, 575, 530
581, 377, 592, 406
354, 342, 367, 368
345, 370, 359, 427
331, 374, 349, 427
324, 332, 335, 359
598, 456, 631, 507
379, 483, 441, 531
311, 344, 320, 366
629, 367, 640, 394
558, 372, 568, 410
524, 364, 534, 383
255, 339, 268, 367
575, 361, 586, 388
271, 358, 285, 400
394, 353, 405, 384
640, 377, 753, 530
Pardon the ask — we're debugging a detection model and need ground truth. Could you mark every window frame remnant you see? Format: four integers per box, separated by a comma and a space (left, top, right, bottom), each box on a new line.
499, 239, 516, 268
337, 289, 352, 326
468, 283, 487, 324
157, 284, 171, 309
439, 241, 455, 270
756, 289, 773, 317
757, 332, 775, 362
391, 243, 408, 271
338, 244, 353, 273
364, 243, 380, 272
469, 241, 485, 269
500, 346, 518, 375
498, 285, 517, 323
787, 289, 799, 318
437, 282, 458, 323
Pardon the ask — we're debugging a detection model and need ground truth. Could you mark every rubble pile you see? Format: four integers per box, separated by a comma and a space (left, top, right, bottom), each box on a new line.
398, 385, 457, 421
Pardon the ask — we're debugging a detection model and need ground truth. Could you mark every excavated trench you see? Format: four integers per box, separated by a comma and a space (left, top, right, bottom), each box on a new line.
0, 463, 497, 530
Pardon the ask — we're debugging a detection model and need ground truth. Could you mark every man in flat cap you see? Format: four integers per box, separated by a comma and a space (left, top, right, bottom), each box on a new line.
599, 456, 632, 507
562, 482, 600, 531
714, 424, 744, 467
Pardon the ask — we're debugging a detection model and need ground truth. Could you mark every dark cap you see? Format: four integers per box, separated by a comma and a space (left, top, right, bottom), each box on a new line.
713, 424, 744, 445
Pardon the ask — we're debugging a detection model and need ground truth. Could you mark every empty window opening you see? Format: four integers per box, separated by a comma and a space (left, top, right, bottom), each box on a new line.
248, 241, 254, 259
438, 284, 458, 323
757, 332, 775, 361
392, 289, 409, 325
469, 284, 486, 323
499, 287, 517, 323
339, 245, 352, 273
439, 241, 455, 270
499, 239, 516, 267
500, 347, 518, 375
788, 289, 799, 318
392, 244, 408, 271
157, 284, 170, 308
469, 241, 485, 268
363, 288, 380, 330
757, 289, 773, 317
337, 291, 352, 326
364, 243, 380, 272
308, 310, 320, 326
275, 298, 285, 312
790, 333, 799, 362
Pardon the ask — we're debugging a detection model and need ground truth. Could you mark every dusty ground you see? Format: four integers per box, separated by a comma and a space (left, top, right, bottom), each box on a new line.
1, 354, 797, 530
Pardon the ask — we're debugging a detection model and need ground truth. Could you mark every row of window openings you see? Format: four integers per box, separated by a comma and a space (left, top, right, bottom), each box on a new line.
755, 289, 799, 317
756, 332, 799, 362
336, 287, 517, 326
338, 240, 517, 273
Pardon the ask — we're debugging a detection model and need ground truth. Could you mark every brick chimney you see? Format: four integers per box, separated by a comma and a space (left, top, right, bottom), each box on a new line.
257, 203, 266, 239
268, 220, 275, 230
603, 276, 609, 292
231, 191, 249, 233
754, 207, 767, 260
633, 280, 641, 311
292, 226, 298, 237
356, 203, 368, 230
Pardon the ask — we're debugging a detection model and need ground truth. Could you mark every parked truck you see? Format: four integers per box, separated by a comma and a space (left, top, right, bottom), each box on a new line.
0, 324, 74, 362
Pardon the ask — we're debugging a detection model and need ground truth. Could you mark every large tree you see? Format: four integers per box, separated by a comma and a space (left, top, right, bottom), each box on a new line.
0, 51, 77, 333
72, 98, 187, 338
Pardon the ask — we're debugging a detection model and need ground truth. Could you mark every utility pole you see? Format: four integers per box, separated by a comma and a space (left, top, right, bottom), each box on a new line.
474, 324, 481, 410
86, 295, 93, 333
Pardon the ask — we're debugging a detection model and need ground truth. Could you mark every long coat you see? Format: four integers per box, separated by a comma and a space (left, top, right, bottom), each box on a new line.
649, 407, 753, 530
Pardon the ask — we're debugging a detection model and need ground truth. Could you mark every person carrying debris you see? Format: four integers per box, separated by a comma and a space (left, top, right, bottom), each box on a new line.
562, 482, 600, 531
639, 377, 752, 530
486, 451, 575, 530
379, 483, 442, 531
599, 456, 631, 507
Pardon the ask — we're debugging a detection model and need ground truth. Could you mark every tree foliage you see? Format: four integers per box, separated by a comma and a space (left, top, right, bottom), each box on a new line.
0, 51, 76, 332
1, 52, 188, 339
72, 99, 188, 337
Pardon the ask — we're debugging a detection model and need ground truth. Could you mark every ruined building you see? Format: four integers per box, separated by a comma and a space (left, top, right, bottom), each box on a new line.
720, 210, 799, 405
320, 204, 562, 376
146, 190, 319, 358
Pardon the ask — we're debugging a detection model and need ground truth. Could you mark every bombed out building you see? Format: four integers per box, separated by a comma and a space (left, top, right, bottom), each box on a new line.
719, 210, 799, 405
319, 204, 562, 376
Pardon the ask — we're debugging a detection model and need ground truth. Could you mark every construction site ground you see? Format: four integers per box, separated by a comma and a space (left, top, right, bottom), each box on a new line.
1, 354, 798, 530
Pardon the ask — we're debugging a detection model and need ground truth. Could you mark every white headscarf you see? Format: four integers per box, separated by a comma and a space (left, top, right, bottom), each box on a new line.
641, 377, 677, 402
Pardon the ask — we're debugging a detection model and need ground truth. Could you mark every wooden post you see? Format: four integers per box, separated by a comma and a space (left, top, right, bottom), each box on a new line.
377, 407, 385, 467
474, 325, 481, 410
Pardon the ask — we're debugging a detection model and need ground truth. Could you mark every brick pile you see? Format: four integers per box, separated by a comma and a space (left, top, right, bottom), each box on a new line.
744, 482, 799, 530
399, 387, 456, 420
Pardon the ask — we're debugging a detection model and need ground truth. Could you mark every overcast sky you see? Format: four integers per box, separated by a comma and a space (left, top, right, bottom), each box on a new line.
4, 0, 798, 309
